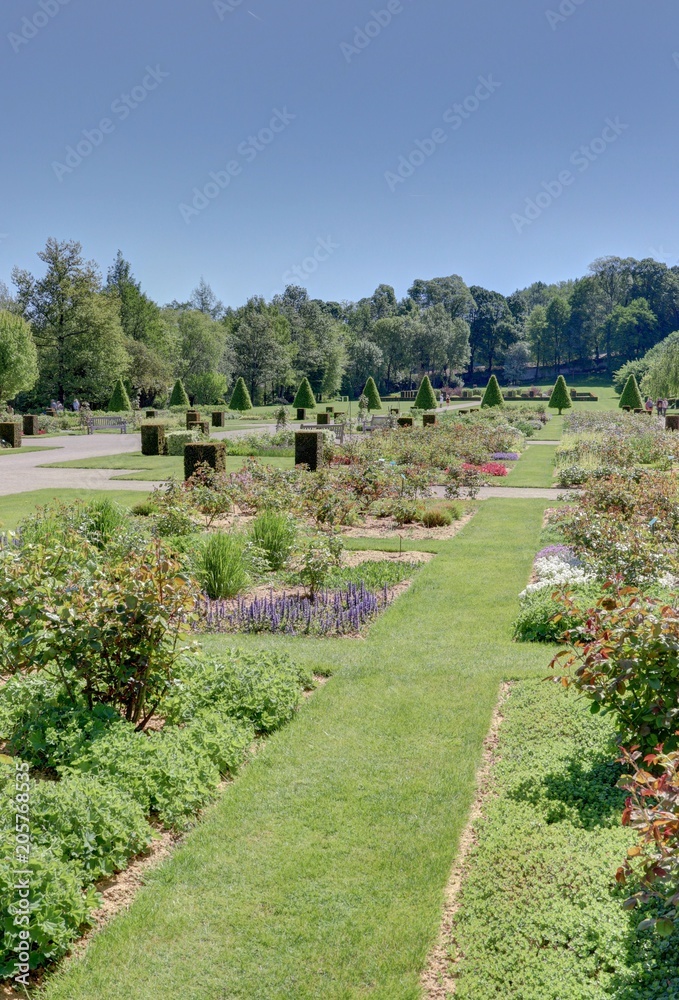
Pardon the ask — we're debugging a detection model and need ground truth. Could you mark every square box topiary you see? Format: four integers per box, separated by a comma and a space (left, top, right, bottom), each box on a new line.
145, 409, 157, 419
397, 417, 414, 428
184, 441, 227, 479
199, 420, 211, 436
186, 410, 200, 429
141, 423, 166, 456
295, 431, 323, 471
296, 408, 306, 421
325, 406, 335, 414
423, 414, 437, 426
0, 422, 22, 448
212, 411, 226, 427
316, 412, 331, 425
22, 415, 40, 436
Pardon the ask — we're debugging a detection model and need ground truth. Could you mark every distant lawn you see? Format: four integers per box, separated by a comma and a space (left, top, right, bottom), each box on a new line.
40, 452, 296, 481
0, 446, 60, 456
505, 445, 556, 488
0, 489, 150, 531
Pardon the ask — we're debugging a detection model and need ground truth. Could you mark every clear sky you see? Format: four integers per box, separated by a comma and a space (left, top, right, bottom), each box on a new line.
1, 0, 678, 307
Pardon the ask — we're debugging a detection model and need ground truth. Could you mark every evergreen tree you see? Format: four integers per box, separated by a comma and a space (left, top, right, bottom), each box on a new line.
108, 378, 131, 412
169, 378, 190, 407
362, 376, 382, 410
414, 375, 438, 410
293, 377, 316, 410
229, 376, 253, 411
481, 375, 504, 408
619, 373, 644, 410
548, 375, 572, 415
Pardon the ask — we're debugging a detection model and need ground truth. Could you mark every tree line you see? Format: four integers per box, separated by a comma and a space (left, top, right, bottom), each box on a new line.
2, 239, 679, 408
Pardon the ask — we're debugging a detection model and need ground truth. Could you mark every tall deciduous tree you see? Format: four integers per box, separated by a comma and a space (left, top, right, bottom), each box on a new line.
526, 306, 549, 380
13, 239, 128, 407
0, 311, 38, 403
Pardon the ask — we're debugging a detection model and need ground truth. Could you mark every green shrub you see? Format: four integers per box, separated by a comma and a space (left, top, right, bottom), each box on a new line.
196, 532, 250, 598
27, 774, 152, 882
165, 429, 200, 456
292, 377, 316, 410
66, 715, 252, 828
363, 377, 382, 411
0, 831, 97, 977
414, 375, 438, 411
141, 423, 166, 456
619, 373, 644, 410
184, 442, 227, 480
548, 375, 572, 415
4, 695, 122, 772
107, 378, 131, 412
513, 585, 600, 643
131, 499, 158, 517
169, 379, 190, 407
165, 651, 312, 732
419, 503, 454, 527
228, 377, 253, 412
250, 511, 297, 570
481, 375, 504, 408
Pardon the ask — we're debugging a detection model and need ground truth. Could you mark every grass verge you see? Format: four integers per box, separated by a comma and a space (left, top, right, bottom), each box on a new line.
40, 452, 295, 480
450, 679, 679, 1000
0, 489, 150, 530
505, 445, 556, 488
42, 499, 552, 1000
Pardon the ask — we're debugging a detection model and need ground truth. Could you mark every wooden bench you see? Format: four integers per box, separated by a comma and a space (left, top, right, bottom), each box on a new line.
85, 415, 128, 435
301, 422, 345, 444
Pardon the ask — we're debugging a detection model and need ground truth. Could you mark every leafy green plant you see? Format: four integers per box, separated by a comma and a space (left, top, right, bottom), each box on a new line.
169, 378, 190, 407
513, 585, 600, 643
83, 497, 128, 549
250, 510, 297, 571
481, 375, 504, 408
548, 375, 572, 415
414, 375, 437, 411
300, 533, 344, 597
165, 430, 200, 456
229, 377, 253, 412
196, 531, 250, 599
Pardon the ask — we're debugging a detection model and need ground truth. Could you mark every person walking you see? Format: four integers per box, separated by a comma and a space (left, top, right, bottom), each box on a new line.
645, 397, 654, 415
663, 398, 670, 417
72, 398, 80, 412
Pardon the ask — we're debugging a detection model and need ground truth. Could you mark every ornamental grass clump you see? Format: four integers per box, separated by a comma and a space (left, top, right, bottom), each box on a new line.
250, 510, 297, 571
196, 531, 250, 599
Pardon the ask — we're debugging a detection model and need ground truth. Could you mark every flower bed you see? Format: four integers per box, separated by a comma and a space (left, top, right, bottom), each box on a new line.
197, 583, 391, 636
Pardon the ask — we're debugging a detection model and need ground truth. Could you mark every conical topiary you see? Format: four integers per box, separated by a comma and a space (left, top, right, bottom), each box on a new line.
481, 375, 504, 408
362, 377, 382, 411
414, 375, 438, 411
108, 378, 131, 412
293, 377, 316, 410
228, 377, 253, 412
619, 374, 643, 411
548, 375, 572, 415
169, 379, 190, 407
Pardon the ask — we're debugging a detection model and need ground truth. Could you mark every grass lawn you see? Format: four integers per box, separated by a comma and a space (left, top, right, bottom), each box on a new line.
450, 679, 679, 999
0, 446, 60, 455
44, 499, 552, 1000
504, 445, 556, 488
40, 452, 296, 481
0, 489, 151, 531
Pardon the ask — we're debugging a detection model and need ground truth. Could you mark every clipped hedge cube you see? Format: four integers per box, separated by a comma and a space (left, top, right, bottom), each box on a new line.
666, 415, 679, 431
184, 442, 227, 480
199, 420, 211, 436
0, 422, 21, 448
295, 431, 323, 471
316, 412, 331, 425
325, 406, 335, 414
423, 414, 437, 427
212, 411, 226, 428
22, 415, 40, 436
145, 409, 157, 419
296, 408, 306, 421
141, 422, 166, 457
166, 430, 199, 456
397, 417, 414, 428
186, 410, 200, 429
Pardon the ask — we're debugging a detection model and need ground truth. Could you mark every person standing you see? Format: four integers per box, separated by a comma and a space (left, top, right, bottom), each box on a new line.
645, 397, 654, 415
72, 398, 80, 412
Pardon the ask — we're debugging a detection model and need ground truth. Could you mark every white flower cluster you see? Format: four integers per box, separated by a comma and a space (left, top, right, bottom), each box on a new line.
520, 553, 595, 598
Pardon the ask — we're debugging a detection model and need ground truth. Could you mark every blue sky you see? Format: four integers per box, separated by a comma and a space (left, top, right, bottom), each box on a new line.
1, 0, 678, 307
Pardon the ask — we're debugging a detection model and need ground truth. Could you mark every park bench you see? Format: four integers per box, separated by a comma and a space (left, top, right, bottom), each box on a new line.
84, 415, 128, 435
301, 422, 346, 444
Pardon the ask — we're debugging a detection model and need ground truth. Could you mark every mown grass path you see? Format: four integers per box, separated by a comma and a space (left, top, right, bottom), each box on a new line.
45, 500, 550, 1000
